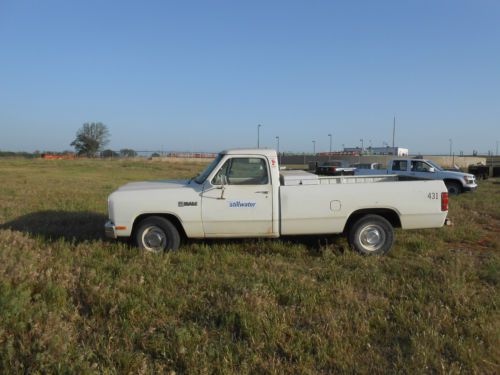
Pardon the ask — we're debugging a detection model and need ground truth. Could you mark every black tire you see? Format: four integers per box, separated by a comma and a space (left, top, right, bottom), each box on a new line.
134, 216, 181, 253
445, 181, 462, 195
348, 214, 394, 255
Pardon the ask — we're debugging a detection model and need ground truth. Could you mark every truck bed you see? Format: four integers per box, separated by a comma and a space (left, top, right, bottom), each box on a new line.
279, 170, 448, 235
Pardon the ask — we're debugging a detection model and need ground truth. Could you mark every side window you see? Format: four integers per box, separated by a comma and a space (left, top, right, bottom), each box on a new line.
411, 161, 431, 172
212, 158, 269, 185
392, 160, 407, 171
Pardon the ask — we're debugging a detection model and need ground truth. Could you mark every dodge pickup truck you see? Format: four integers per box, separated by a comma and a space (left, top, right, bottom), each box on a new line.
105, 149, 449, 255
355, 158, 477, 195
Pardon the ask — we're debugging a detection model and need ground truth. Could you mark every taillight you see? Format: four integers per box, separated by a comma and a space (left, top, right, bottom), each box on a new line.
330, 167, 336, 172
441, 192, 449, 211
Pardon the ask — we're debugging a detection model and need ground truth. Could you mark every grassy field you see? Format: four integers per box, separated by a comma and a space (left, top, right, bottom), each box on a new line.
0, 158, 498, 374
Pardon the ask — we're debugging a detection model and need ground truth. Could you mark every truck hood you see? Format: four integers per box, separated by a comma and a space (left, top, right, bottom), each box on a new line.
439, 170, 474, 179
117, 179, 191, 192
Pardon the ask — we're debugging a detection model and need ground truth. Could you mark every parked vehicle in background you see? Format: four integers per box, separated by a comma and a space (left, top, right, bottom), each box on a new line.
106, 149, 449, 255
355, 158, 477, 195
315, 160, 356, 176
468, 163, 489, 180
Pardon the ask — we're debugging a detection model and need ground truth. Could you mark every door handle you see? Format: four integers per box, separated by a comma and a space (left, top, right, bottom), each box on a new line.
255, 191, 269, 194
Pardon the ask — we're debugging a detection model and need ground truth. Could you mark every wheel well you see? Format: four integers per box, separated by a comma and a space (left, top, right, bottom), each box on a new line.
344, 209, 401, 232
443, 178, 462, 187
132, 213, 187, 239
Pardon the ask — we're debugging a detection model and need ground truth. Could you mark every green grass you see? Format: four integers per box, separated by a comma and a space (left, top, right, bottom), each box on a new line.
0, 158, 499, 374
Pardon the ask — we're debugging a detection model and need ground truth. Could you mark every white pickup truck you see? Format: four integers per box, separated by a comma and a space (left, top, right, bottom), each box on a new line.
354, 158, 477, 195
105, 149, 449, 255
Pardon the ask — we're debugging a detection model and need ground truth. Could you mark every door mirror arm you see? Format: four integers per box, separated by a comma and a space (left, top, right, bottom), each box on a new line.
217, 175, 228, 199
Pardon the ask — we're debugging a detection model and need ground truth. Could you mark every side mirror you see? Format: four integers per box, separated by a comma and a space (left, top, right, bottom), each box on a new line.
428, 167, 436, 173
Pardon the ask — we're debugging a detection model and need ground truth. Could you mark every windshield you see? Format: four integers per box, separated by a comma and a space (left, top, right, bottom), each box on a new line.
426, 160, 443, 171
193, 154, 224, 184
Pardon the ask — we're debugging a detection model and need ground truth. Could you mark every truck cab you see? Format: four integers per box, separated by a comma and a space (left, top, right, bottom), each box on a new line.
106, 149, 281, 244
196, 149, 280, 237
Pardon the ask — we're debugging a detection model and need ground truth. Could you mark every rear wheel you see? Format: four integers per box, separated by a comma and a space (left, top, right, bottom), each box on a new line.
135, 216, 180, 253
348, 215, 394, 255
445, 181, 462, 195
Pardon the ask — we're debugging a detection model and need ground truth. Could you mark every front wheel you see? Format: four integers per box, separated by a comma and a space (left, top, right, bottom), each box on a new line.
348, 215, 394, 255
445, 181, 462, 195
135, 216, 181, 253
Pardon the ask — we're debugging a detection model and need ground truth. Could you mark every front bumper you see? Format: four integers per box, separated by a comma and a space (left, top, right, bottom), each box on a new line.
104, 221, 117, 239
463, 184, 477, 192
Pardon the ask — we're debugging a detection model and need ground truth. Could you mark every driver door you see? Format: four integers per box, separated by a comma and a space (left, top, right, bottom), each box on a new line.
411, 160, 435, 180
201, 156, 273, 236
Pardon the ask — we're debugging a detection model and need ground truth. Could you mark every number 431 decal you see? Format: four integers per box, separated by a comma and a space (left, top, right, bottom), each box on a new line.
427, 192, 439, 199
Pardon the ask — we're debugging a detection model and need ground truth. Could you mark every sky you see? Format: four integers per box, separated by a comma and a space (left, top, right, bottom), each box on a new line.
0, 0, 499, 155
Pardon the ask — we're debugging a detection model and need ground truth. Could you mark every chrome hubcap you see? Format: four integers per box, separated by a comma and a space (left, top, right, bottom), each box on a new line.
142, 226, 167, 252
359, 224, 385, 251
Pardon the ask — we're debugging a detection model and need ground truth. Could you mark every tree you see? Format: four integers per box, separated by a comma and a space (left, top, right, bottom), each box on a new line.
120, 148, 137, 157
70, 122, 110, 157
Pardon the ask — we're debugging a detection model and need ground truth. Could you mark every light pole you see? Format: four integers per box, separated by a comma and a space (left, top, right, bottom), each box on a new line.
312, 140, 316, 162
275, 136, 280, 164
328, 133, 332, 160
257, 124, 262, 148
449, 138, 452, 157
360, 138, 364, 154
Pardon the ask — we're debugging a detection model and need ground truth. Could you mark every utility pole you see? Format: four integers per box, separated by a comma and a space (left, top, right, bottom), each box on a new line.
312, 140, 316, 155
449, 138, 452, 157
328, 133, 332, 161
360, 138, 364, 154
257, 124, 262, 148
